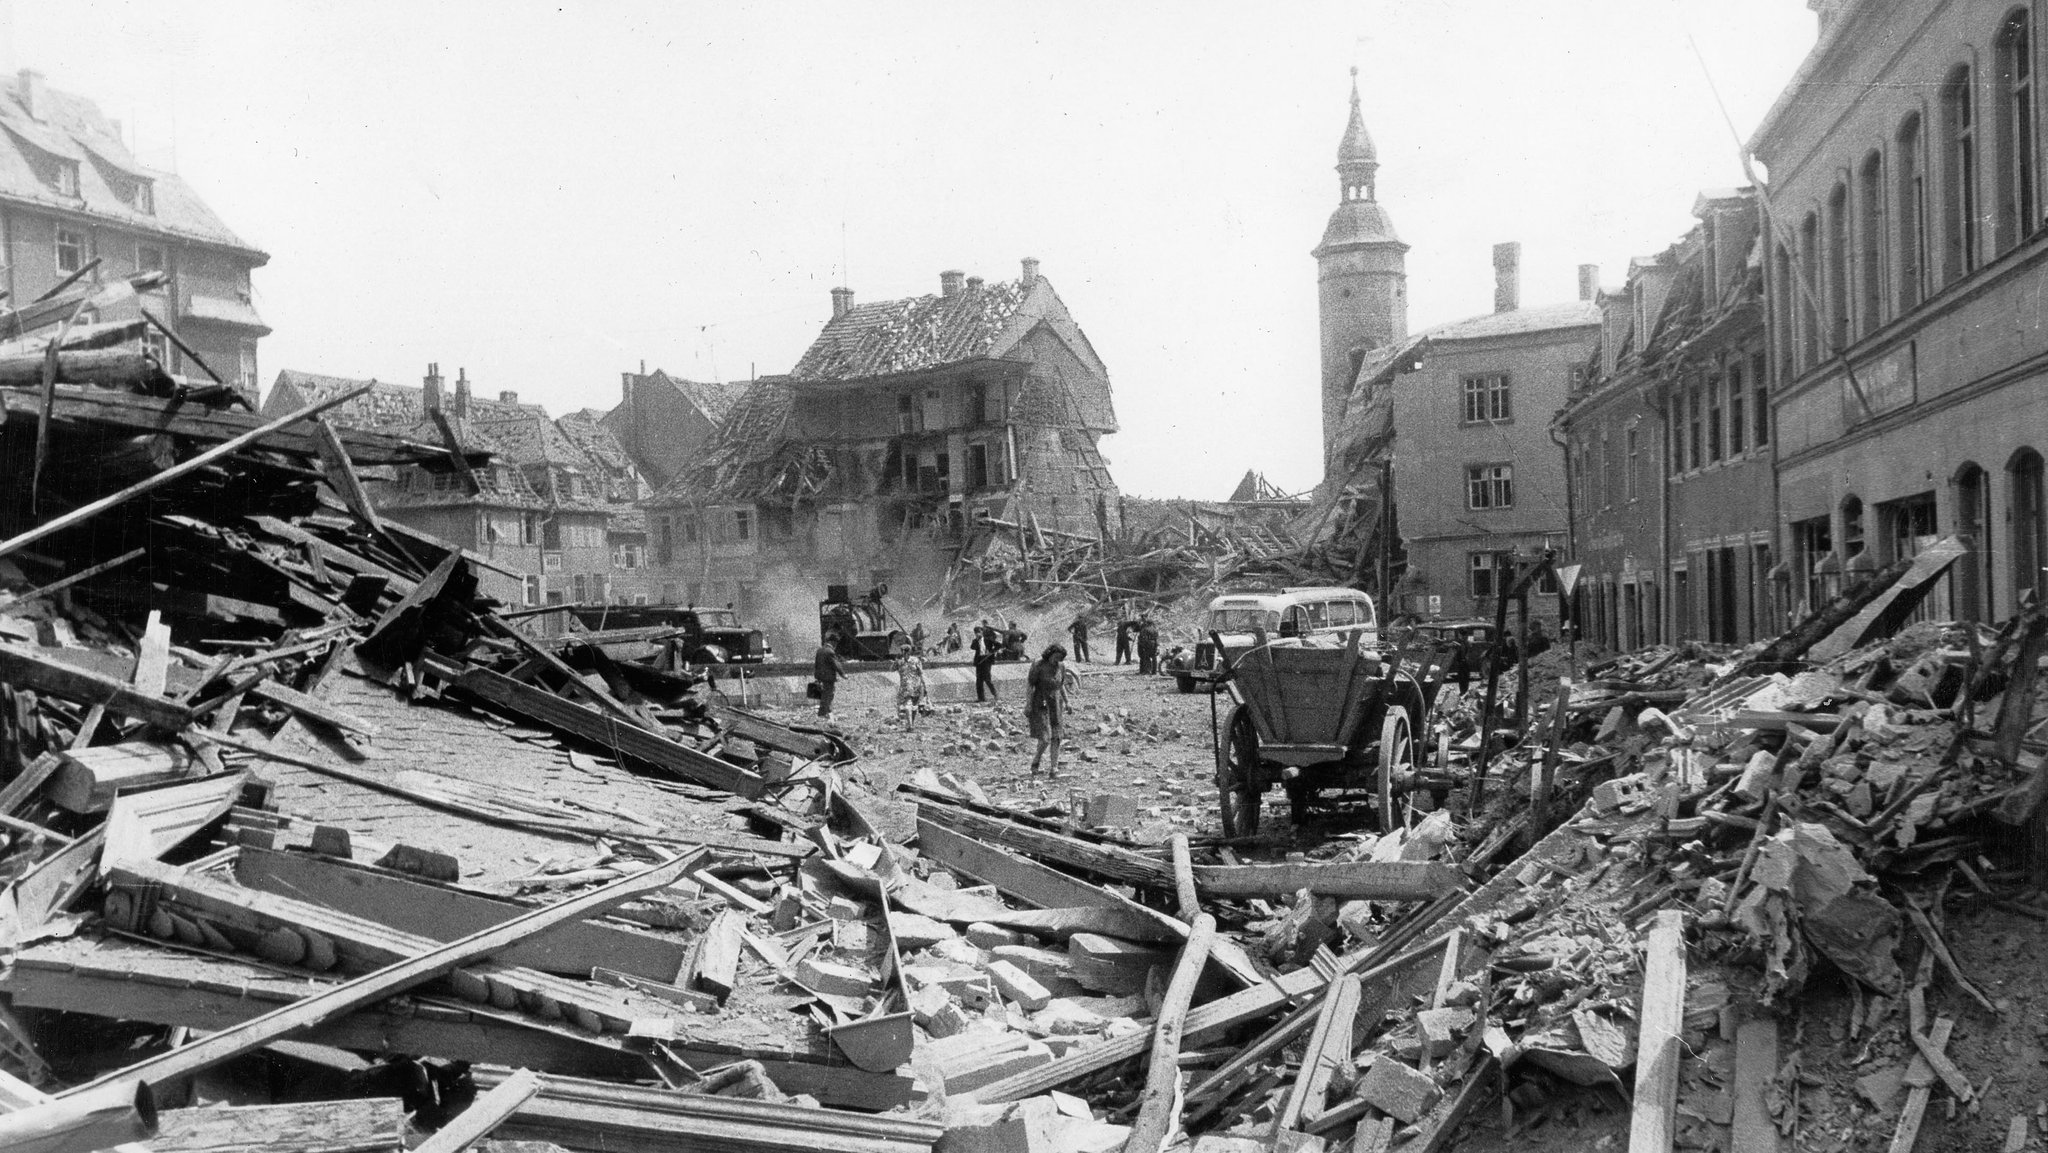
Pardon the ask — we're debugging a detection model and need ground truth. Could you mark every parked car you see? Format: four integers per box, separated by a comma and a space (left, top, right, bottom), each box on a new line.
1180, 586, 1381, 693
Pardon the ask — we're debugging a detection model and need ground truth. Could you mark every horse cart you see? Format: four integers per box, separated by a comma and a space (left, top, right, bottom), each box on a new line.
1211, 631, 1461, 836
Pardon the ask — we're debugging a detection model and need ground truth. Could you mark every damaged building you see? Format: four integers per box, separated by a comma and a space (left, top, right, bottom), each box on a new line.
637, 260, 1121, 612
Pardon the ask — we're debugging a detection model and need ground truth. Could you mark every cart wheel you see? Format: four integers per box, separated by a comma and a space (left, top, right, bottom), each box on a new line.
1378, 710, 1414, 831
1218, 706, 1261, 838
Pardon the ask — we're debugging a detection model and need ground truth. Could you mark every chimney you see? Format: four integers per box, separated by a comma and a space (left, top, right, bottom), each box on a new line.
1578, 263, 1600, 302
621, 370, 636, 412
830, 286, 854, 319
966, 275, 984, 292
1492, 242, 1521, 314
499, 390, 519, 404
1021, 257, 1040, 286
454, 367, 472, 418
423, 362, 444, 413
17, 70, 43, 121
940, 270, 965, 297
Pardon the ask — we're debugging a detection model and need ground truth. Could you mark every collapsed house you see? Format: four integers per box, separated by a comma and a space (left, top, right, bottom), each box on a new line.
636, 261, 1122, 611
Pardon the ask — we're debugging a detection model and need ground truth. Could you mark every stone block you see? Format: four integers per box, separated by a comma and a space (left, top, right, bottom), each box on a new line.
967, 923, 1030, 949
1084, 794, 1138, 829
1416, 1007, 1474, 1058
938, 1095, 1060, 1153
891, 912, 957, 949
991, 945, 1077, 986
987, 960, 1052, 1011
796, 957, 874, 998
939, 1038, 1052, 1095
1357, 1056, 1441, 1123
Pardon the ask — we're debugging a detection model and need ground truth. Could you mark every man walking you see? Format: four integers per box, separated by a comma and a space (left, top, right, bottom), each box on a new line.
972, 619, 998, 702
1115, 616, 1137, 665
814, 632, 846, 719
1068, 615, 1090, 663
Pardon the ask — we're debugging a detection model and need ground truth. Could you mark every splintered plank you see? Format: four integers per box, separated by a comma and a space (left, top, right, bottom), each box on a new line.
48, 742, 198, 814
101, 772, 247, 874
916, 818, 1186, 944
689, 909, 745, 1002
412, 1069, 540, 1153
1125, 914, 1216, 1153
453, 666, 763, 798
248, 681, 379, 738
68, 851, 700, 1095
232, 846, 687, 982
148, 1098, 408, 1153
0, 645, 194, 730
1192, 860, 1464, 902
1628, 911, 1687, 1153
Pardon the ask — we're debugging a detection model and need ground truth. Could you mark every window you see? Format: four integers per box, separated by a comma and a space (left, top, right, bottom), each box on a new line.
572, 574, 589, 603
1827, 182, 1851, 350
132, 179, 154, 215
2013, 448, 2045, 606
1707, 373, 1725, 462
896, 393, 916, 434
1460, 374, 1511, 423
1772, 243, 1799, 380
1599, 431, 1612, 508
1997, 10, 2038, 251
1857, 152, 1886, 334
1625, 425, 1640, 501
1842, 495, 1866, 559
1942, 65, 1978, 281
1687, 385, 1704, 470
55, 227, 84, 273
1956, 462, 1994, 620
682, 514, 700, 544
966, 442, 991, 489
965, 382, 988, 425
656, 518, 673, 564
731, 509, 752, 541
1752, 352, 1771, 446
521, 514, 538, 545
522, 576, 541, 606
1469, 552, 1499, 598
1728, 364, 1747, 456
53, 161, 77, 196
1798, 212, 1822, 369
142, 327, 170, 367
1897, 114, 1929, 309
136, 244, 165, 276
1466, 463, 1513, 510
238, 341, 258, 394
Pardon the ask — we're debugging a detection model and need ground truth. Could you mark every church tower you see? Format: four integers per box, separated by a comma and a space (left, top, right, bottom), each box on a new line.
1314, 68, 1408, 468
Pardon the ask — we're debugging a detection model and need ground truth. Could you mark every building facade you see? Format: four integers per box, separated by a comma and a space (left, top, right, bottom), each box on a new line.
264, 366, 651, 615
0, 69, 269, 399
1753, 0, 2048, 623
638, 261, 1121, 625
1386, 245, 1598, 624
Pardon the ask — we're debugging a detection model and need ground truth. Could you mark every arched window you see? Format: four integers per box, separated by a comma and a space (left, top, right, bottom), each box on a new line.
2011, 448, 2045, 605
1955, 462, 1994, 621
1941, 65, 1979, 281
1897, 113, 1929, 308
1858, 151, 1886, 333
1842, 494, 1866, 559
1827, 182, 1852, 349
1996, 9, 2038, 250
1799, 212, 1823, 369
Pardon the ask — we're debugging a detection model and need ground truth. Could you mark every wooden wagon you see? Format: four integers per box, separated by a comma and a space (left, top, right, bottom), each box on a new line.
1211, 631, 1462, 836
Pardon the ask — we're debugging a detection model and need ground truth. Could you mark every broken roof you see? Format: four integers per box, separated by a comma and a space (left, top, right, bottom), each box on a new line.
0, 73, 264, 258
790, 279, 1032, 383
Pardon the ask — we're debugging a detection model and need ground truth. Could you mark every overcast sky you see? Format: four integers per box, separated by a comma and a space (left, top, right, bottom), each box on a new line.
10, 1, 1815, 499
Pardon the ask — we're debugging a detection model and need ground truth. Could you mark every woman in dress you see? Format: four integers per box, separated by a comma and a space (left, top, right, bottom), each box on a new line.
896, 650, 929, 728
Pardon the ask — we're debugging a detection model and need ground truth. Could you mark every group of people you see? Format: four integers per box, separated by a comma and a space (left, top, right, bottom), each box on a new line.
1063, 613, 1161, 672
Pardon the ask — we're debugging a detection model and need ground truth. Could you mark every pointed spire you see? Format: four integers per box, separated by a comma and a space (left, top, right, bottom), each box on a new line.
1337, 66, 1376, 165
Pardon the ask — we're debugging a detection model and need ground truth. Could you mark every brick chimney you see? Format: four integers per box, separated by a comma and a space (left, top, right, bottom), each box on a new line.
830, 286, 854, 319
1021, 257, 1040, 286
17, 70, 44, 121
1492, 242, 1521, 314
499, 390, 519, 404
940, 270, 965, 297
423, 362, 444, 413
966, 275, 984, 292
453, 367, 472, 418
1578, 264, 1600, 302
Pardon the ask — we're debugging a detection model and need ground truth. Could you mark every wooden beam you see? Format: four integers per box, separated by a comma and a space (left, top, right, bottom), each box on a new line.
1125, 913, 1215, 1153
1169, 833, 1198, 921
232, 845, 688, 982
1628, 910, 1687, 1153
246, 680, 379, 738
468, 1066, 942, 1153
0, 383, 460, 467
68, 850, 701, 1096
972, 928, 1449, 1105
689, 909, 745, 1002
131, 611, 172, 698
48, 742, 198, 814
414, 1069, 540, 1153
148, 1098, 406, 1153
1730, 1018, 1779, 1153
0, 645, 193, 730
916, 798, 1174, 890
0, 1070, 147, 1153
1193, 860, 1464, 902
1887, 1017, 1954, 1153
101, 772, 246, 874
1275, 972, 1362, 1134
0, 385, 375, 562
454, 665, 765, 797
0, 1079, 155, 1153
915, 818, 1184, 943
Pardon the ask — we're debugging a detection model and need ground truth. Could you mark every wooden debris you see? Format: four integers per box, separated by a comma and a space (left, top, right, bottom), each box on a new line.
1627, 911, 1687, 1153
415, 1069, 541, 1153
1124, 912, 1215, 1153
